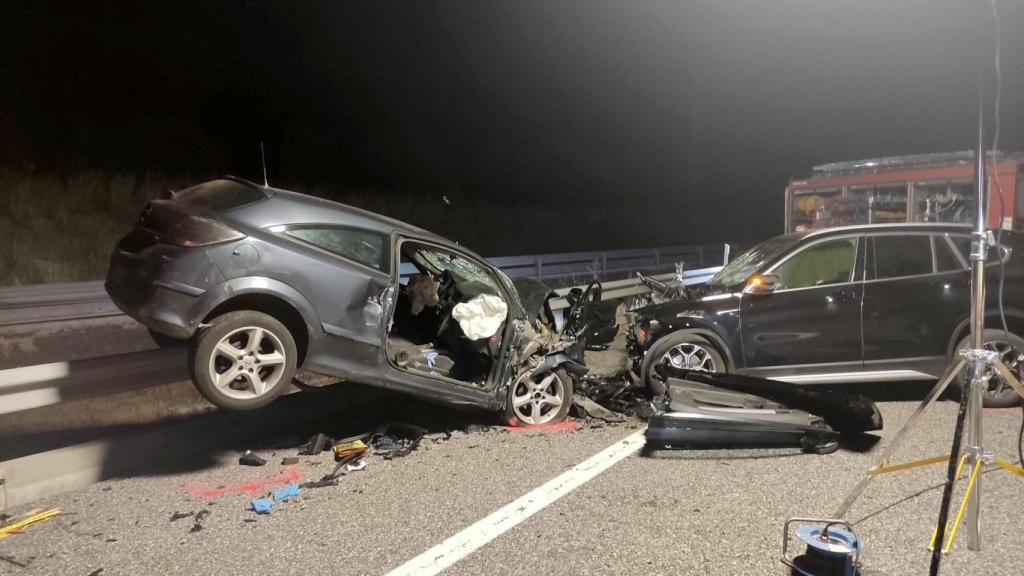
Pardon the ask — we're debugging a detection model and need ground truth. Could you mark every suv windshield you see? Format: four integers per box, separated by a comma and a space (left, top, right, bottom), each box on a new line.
708, 234, 804, 288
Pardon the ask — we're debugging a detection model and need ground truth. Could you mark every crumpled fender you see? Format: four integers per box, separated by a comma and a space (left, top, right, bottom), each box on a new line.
530, 341, 589, 378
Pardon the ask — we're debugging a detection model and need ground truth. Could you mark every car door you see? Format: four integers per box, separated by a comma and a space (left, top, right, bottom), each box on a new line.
275, 224, 395, 353
739, 235, 865, 379
861, 232, 970, 377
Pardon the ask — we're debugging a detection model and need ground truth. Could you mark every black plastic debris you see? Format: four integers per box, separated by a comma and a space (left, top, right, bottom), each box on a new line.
189, 509, 210, 533
281, 456, 300, 466
169, 511, 193, 523
573, 371, 654, 420
571, 396, 626, 423
656, 366, 883, 434
297, 433, 332, 456
641, 366, 884, 454
239, 451, 266, 466
371, 423, 427, 459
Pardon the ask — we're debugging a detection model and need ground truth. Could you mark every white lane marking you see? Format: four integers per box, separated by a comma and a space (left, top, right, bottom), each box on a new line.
384, 428, 647, 576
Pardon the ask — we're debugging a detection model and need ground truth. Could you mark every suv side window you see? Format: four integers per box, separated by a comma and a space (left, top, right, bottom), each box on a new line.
871, 235, 931, 279
773, 238, 857, 290
950, 234, 1003, 265
284, 226, 390, 272
934, 235, 965, 272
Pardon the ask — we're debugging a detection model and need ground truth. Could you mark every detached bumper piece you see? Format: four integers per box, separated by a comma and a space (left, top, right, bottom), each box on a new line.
646, 377, 840, 454
646, 366, 884, 454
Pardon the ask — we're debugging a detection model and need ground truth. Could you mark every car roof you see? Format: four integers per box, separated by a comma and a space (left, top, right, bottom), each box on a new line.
802, 223, 973, 239
219, 177, 474, 254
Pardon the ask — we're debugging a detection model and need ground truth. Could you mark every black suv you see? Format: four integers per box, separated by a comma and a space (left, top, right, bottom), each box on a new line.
629, 224, 1024, 407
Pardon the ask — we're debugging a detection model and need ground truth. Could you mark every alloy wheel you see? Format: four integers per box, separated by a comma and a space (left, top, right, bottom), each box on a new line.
982, 339, 1024, 404
207, 326, 288, 400
511, 371, 567, 425
662, 341, 718, 372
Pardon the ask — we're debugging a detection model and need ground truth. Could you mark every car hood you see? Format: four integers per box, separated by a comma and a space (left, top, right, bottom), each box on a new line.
633, 284, 740, 322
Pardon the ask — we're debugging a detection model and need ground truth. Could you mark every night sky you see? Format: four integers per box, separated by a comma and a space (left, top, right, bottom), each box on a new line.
1, 0, 1021, 251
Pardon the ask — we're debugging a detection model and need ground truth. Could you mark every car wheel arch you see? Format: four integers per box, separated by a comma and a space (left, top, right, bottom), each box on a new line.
652, 324, 734, 371
946, 309, 1024, 359
202, 278, 321, 365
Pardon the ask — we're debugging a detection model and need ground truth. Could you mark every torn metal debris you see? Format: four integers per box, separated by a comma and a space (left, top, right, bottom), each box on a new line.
370, 423, 426, 459
644, 366, 882, 454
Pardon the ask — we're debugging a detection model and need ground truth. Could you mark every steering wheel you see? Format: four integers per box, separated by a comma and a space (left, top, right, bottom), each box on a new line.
437, 269, 456, 307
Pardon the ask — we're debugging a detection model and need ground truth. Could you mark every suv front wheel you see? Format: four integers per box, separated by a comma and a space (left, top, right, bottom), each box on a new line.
189, 310, 298, 410
951, 329, 1024, 408
641, 332, 726, 396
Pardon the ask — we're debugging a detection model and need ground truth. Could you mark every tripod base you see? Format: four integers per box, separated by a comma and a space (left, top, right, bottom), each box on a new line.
927, 454, 1024, 553
833, 355, 1024, 554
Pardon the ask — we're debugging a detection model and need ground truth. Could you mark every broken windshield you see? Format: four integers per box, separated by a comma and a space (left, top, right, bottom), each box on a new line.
417, 248, 500, 293
708, 234, 804, 288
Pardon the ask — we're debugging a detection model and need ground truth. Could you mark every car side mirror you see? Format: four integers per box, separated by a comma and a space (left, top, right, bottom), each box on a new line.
745, 274, 779, 294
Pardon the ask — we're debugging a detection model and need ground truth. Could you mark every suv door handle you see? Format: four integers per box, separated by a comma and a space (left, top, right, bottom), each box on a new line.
825, 289, 857, 304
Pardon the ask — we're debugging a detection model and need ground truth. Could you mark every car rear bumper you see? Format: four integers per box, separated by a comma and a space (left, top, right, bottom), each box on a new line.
106, 244, 228, 340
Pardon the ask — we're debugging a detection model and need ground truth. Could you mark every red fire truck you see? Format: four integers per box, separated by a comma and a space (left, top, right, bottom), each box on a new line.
784, 151, 1024, 233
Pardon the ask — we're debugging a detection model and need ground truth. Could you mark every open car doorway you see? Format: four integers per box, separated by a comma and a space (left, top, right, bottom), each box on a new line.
386, 240, 511, 388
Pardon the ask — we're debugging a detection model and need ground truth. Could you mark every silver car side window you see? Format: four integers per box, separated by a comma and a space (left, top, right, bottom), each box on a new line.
285, 226, 389, 272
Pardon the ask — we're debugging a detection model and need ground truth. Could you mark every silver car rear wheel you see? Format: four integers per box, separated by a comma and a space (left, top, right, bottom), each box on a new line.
208, 326, 288, 400
189, 310, 298, 410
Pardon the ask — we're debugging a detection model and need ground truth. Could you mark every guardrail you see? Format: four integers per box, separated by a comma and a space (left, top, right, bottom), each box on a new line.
0, 281, 119, 327
547, 265, 721, 310
0, 263, 723, 416
0, 348, 188, 416
489, 244, 729, 287
0, 244, 731, 327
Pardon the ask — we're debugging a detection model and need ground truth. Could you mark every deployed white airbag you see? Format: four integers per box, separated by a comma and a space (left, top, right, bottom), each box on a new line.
452, 294, 508, 340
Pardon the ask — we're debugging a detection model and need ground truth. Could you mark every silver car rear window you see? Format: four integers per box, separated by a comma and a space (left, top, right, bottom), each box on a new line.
175, 180, 268, 211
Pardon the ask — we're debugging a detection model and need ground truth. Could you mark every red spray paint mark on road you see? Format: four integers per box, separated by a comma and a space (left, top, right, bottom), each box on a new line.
502, 418, 579, 432
184, 467, 303, 498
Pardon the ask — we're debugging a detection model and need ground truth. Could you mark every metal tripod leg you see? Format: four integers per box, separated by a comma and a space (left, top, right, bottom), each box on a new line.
963, 359, 1024, 550
833, 358, 966, 518
992, 360, 1024, 400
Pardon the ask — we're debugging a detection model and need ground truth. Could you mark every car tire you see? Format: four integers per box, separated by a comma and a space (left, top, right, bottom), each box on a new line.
950, 328, 1024, 408
189, 310, 298, 410
503, 368, 573, 426
642, 332, 726, 396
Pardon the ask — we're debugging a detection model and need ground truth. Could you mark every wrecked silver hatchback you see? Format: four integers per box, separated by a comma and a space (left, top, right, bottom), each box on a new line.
106, 177, 586, 425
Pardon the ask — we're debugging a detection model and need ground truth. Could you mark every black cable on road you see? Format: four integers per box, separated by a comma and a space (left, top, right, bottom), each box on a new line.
928, 371, 973, 576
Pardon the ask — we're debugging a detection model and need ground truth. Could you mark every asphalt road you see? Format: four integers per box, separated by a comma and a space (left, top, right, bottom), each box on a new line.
2, 384, 1022, 576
